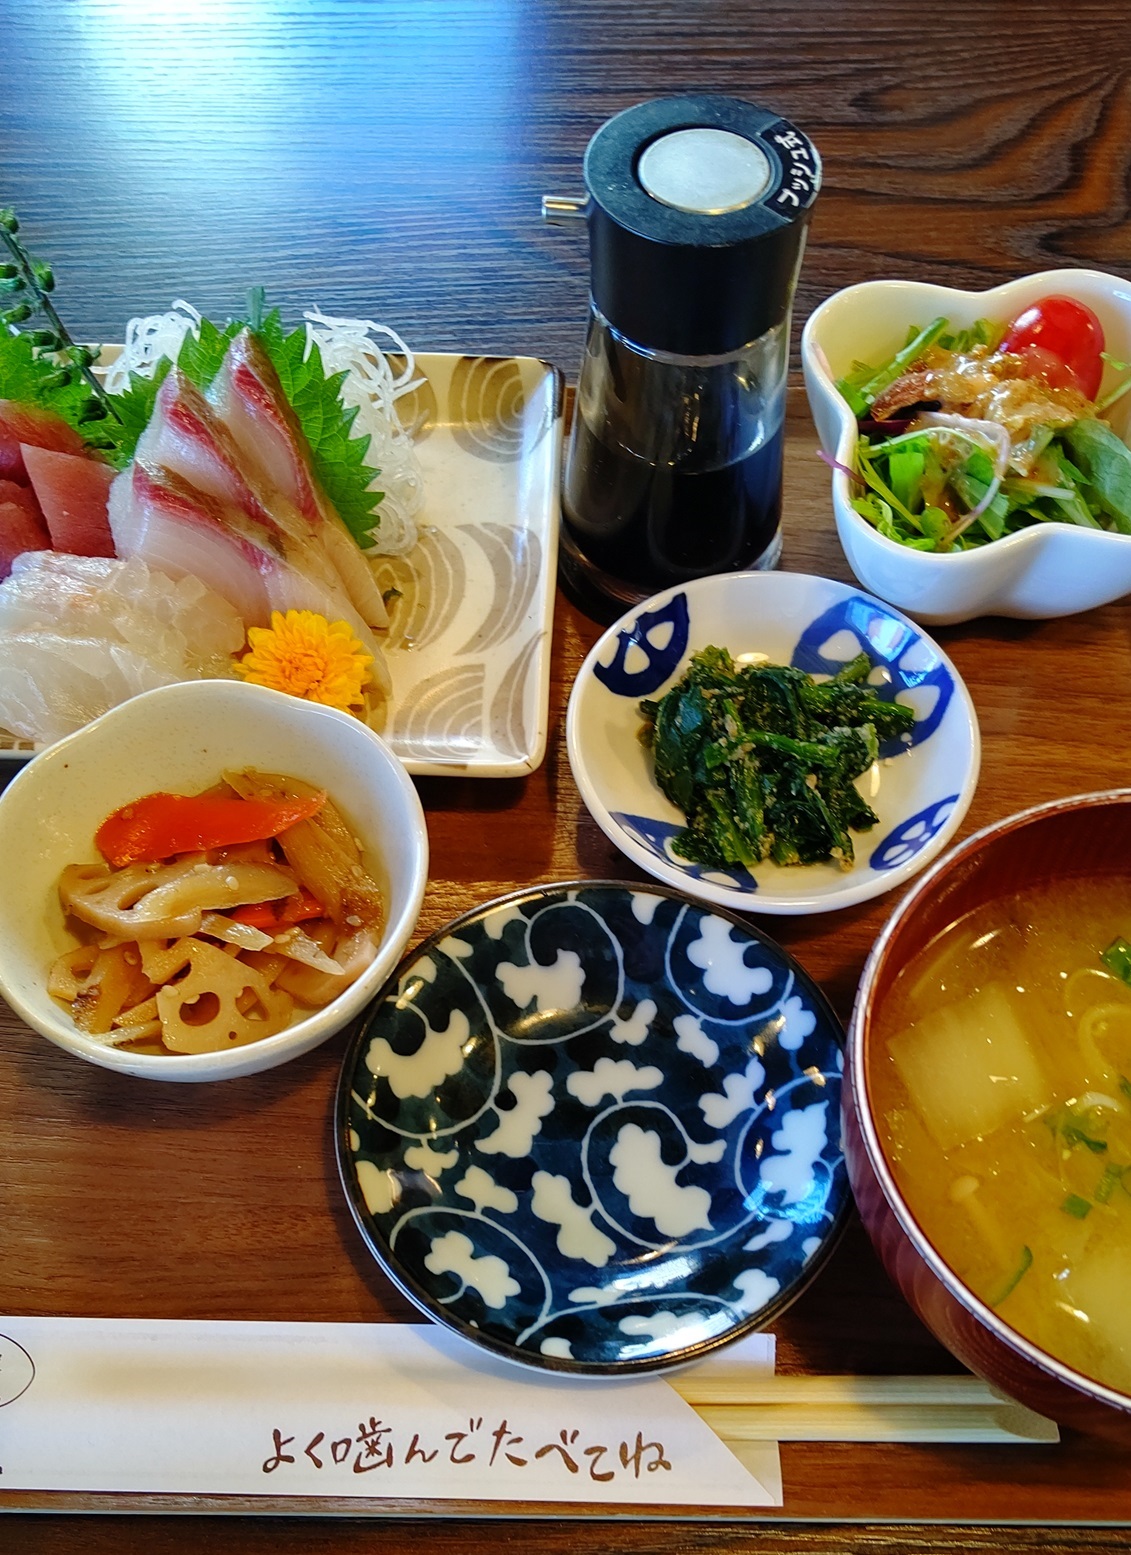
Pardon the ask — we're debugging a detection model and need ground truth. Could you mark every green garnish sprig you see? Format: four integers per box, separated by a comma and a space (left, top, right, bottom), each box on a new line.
0, 208, 116, 425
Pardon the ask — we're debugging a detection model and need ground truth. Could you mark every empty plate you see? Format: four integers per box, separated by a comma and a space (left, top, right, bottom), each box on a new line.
337, 880, 849, 1375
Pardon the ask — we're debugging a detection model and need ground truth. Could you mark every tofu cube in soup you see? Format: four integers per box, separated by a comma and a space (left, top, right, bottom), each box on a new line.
1063, 1245, 1131, 1393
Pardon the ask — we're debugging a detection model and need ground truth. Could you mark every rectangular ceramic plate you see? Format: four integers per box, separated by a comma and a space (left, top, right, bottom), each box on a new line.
0, 352, 563, 779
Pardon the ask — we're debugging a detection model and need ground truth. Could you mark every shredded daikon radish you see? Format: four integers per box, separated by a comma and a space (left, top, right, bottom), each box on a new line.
102, 302, 425, 556
303, 307, 425, 555
102, 301, 201, 392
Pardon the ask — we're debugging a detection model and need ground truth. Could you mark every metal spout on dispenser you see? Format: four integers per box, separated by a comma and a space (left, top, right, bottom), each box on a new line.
541, 194, 590, 224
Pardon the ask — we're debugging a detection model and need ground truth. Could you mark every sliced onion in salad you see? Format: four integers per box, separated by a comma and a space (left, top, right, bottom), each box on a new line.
916, 412, 1011, 537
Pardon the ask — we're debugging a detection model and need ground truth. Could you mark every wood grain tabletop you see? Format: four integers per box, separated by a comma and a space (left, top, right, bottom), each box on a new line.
3, 0, 1131, 1549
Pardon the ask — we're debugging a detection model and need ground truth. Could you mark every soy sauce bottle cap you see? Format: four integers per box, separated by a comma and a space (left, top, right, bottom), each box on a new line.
583, 94, 821, 356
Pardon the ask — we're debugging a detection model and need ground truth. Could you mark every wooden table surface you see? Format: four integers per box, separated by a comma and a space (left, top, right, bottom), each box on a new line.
3, 1, 1131, 1550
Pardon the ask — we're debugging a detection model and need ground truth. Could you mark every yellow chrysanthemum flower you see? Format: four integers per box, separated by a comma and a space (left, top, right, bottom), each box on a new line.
234, 610, 373, 714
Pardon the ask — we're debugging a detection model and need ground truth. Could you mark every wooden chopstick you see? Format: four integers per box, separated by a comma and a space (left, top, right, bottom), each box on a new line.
668, 1372, 1060, 1444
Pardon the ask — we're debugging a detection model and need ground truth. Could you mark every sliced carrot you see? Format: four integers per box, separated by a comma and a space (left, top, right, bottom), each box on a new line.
229, 889, 327, 930
96, 789, 327, 868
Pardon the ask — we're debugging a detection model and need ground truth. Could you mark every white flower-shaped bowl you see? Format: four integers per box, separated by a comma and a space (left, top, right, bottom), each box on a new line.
566, 571, 980, 915
0, 680, 428, 1081
801, 268, 1131, 625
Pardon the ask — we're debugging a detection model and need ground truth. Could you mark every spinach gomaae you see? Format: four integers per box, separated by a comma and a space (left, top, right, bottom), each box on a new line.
639, 647, 915, 872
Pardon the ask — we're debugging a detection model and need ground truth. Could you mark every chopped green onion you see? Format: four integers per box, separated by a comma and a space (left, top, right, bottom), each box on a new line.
1102, 937, 1131, 985
989, 1245, 1033, 1307
1095, 1164, 1125, 1205
1061, 1193, 1092, 1220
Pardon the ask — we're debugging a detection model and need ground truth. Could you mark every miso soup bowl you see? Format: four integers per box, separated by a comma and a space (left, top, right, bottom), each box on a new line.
0, 679, 429, 1082
846, 788, 1131, 1441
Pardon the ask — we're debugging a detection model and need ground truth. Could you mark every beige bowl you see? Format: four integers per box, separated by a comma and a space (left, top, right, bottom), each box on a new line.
0, 679, 428, 1081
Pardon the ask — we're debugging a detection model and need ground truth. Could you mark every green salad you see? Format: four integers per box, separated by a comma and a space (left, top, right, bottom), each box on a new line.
835, 295, 1131, 553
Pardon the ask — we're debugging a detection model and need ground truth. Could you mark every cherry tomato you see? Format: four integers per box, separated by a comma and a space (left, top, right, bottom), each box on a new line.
1000, 295, 1106, 400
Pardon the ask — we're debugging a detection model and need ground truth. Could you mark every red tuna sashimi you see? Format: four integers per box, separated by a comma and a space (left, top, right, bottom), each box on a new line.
209, 330, 388, 630
21, 445, 116, 557
0, 478, 45, 526
0, 504, 50, 579
0, 401, 90, 481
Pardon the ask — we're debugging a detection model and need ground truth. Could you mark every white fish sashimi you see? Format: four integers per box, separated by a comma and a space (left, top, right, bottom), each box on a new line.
0, 553, 245, 674
0, 634, 182, 744
0, 554, 247, 744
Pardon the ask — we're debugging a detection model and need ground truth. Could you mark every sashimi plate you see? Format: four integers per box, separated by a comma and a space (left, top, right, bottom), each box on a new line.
0, 353, 562, 779
336, 879, 850, 1376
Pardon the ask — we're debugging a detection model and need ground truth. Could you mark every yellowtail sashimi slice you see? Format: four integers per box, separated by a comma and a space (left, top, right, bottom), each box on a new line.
209, 329, 389, 631
138, 370, 391, 686
108, 462, 273, 626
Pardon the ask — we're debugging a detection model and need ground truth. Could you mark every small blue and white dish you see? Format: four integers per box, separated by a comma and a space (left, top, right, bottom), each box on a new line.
336, 880, 849, 1376
566, 571, 981, 915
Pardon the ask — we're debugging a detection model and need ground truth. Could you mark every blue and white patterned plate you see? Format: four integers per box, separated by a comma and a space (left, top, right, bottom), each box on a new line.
566, 572, 981, 915
336, 880, 849, 1375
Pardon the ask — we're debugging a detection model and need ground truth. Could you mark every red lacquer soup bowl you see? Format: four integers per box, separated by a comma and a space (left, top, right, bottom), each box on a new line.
845, 789, 1131, 1442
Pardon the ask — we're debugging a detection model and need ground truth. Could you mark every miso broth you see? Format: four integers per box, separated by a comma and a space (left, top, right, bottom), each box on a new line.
872, 875, 1131, 1396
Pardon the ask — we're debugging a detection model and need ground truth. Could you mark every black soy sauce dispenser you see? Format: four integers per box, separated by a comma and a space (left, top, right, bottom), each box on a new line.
545, 95, 821, 615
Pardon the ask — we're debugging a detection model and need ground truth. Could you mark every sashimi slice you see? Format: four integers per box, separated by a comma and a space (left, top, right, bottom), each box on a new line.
142, 369, 383, 631
0, 554, 247, 744
21, 444, 116, 557
0, 506, 51, 580
209, 329, 388, 630
108, 462, 272, 625
0, 553, 244, 673
0, 632, 185, 745
0, 401, 89, 481
319, 518, 390, 630
137, 370, 287, 533
208, 330, 325, 523
0, 442, 20, 482
0, 478, 45, 525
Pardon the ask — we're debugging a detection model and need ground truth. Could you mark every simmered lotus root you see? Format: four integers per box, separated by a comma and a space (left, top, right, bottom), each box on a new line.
46, 943, 154, 1034
48, 770, 384, 1055
146, 938, 294, 1053
59, 858, 299, 941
